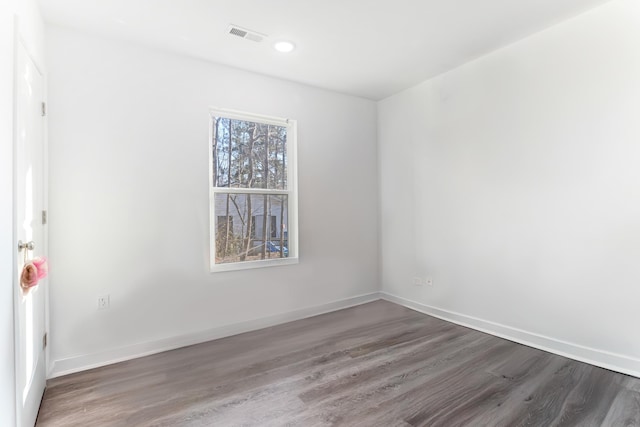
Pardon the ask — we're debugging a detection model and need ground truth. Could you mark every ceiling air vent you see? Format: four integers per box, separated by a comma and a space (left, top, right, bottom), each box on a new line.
228, 25, 266, 43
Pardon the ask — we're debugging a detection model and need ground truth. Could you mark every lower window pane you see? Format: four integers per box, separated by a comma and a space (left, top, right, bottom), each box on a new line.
214, 193, 289, 264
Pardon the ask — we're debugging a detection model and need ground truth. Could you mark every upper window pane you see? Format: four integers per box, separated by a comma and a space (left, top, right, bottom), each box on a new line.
212, 117, 288, 190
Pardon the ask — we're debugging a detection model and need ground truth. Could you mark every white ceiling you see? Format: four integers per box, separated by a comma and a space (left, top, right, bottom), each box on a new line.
38, 0, 612, 100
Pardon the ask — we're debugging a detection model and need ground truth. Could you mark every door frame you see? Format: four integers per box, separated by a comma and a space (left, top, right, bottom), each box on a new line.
12, 16, 49, 427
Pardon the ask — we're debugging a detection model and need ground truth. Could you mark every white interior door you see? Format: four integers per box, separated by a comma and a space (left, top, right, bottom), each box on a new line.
15, 40, 46, 427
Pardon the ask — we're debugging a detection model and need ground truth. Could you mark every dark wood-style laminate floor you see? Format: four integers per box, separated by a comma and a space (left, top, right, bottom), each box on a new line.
37, 300, 640, 426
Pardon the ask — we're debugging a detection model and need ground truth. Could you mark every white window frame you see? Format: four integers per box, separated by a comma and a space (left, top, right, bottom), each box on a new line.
209, 107, 299, 272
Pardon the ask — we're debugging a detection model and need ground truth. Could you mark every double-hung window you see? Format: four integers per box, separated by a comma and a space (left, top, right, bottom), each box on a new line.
209, 108, 298, 272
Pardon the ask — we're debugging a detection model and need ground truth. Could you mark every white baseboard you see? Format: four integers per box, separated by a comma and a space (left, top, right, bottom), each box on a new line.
50, 291, 640, 380
49, 292, 382, 379
380, 292, 640, 379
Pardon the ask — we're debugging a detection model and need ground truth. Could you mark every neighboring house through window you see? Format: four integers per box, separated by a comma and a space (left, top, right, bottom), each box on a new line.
251, 215, 277, 239
209, 108, 298, 271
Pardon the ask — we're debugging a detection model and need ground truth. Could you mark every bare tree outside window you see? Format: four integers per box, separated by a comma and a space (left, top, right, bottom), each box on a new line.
210, 110, 297, 271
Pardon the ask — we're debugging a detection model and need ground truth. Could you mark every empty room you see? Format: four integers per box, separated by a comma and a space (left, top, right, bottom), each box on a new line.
2, 0, 640, 425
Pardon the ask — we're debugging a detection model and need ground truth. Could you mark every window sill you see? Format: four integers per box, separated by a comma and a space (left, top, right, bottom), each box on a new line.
210, 257, 299, 273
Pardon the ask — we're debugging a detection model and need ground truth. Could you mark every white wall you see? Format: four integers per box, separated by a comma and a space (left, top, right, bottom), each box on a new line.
379, 0, 640, 376
46, 25, 378, 375
1, 1, 45, 425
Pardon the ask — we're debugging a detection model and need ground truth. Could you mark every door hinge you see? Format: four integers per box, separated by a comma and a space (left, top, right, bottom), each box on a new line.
41, 102, 46, 117
43, 333, 47, 349
42, 210, 47, 225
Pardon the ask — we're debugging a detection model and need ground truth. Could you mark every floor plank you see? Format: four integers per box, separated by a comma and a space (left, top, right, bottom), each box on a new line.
36, 300, 640, 426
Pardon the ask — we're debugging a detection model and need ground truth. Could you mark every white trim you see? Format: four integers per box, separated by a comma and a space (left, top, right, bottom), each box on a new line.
49, 292, 381, 378
49, 291, 640, 380
287, 119, 299, 259
211, 188, 289, 195
211, 256, 298, 273
380, 292, 640, 379
10, 15, 19, 427
41, 48, 51, 381
209, 107, 290, 127
208, 108, 298, 273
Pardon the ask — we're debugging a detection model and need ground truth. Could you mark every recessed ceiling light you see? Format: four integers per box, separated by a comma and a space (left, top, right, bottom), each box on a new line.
273, 41, 295, 53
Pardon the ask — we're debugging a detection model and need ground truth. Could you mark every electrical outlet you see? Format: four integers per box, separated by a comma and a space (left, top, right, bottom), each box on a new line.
426, 278, 433, 287
97, 295, 110, 310
413, 277, 423, 286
